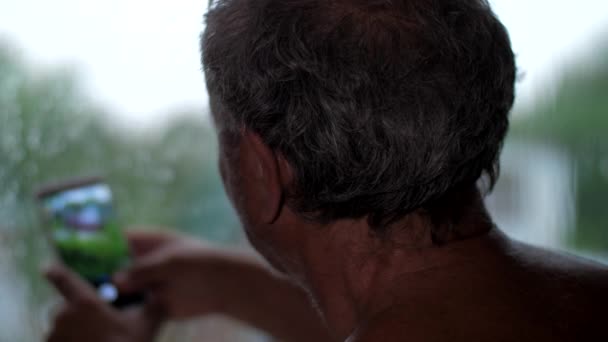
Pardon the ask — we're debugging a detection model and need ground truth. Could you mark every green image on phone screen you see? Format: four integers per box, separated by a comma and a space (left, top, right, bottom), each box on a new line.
40, 183, 130, 286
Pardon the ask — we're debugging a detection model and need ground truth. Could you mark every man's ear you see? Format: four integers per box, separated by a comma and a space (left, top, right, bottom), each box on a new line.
240, 130, 288, 224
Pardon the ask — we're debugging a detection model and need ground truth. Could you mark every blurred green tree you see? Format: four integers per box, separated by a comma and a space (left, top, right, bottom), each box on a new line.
511, 37, 608, 253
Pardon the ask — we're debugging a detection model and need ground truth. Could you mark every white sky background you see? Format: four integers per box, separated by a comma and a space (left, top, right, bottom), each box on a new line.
0, 0, 607, 131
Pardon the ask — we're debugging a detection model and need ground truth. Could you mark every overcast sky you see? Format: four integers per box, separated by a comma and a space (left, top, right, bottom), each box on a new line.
1, 0, 607, 130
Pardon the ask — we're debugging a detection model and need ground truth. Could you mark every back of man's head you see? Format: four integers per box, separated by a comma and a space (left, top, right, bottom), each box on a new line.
202, 0, 516, 232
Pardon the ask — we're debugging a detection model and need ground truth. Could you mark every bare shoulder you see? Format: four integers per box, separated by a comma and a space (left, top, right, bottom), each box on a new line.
501, 238, 608, 339
347, 236, 608, 342
506, 237, 608, 287
501, 236, 608, 309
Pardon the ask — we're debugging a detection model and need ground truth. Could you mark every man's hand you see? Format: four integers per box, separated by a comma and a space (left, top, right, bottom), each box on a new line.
117, 231, 335, 342
115, 231, 262, 319
44, 264, 163, 342
45, 230, 334, 342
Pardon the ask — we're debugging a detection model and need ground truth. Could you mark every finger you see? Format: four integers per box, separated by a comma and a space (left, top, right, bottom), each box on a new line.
125, 292, 167, 327
114, 251, 172, 292
44, 264, 98, 304
46, 306, 77, 342
119, 297, 167, 340
126, 229, 179, 258
47, 325, 70, 342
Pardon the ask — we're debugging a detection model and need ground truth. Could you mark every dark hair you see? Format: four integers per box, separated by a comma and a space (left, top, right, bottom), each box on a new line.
202, 0, 516, 230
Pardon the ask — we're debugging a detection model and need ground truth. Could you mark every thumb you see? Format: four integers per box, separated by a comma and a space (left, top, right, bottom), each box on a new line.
114, 250, 171, 293
123, 299, 168, 336
44, 263, 98, 304
126, 230, 179, 258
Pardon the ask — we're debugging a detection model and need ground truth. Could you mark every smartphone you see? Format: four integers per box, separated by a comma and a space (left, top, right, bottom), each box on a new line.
36, 177, 143, 308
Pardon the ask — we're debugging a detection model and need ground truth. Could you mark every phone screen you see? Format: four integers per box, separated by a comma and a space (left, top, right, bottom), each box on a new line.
38, 180, 137, 305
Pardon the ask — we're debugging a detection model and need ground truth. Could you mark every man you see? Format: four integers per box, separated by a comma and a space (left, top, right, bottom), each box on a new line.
46, 0, 608, 341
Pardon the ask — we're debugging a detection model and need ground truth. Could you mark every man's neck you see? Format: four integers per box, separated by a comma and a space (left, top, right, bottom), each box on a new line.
295, 190, 498, 340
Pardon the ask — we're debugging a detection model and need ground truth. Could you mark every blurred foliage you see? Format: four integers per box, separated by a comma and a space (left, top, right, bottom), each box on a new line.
0, 40, 240, 341
511, 39, 608, 253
